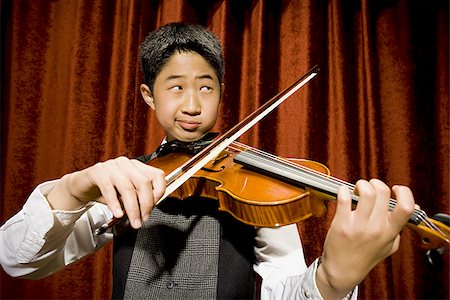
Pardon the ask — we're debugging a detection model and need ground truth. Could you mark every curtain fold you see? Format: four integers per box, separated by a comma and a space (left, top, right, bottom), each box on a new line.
1, 0, 448, 299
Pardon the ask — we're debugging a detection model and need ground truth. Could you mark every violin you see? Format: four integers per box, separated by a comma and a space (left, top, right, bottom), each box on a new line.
95, 65, 449, 254
151, 141, 449, 251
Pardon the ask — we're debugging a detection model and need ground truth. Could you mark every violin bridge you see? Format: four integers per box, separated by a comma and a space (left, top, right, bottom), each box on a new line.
211, 152, 230, 164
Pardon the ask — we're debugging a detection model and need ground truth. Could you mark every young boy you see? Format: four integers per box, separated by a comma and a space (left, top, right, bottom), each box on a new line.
0, 23, 415, 299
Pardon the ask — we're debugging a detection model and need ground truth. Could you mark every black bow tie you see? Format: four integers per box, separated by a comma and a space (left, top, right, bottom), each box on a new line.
155, 132, 220, 157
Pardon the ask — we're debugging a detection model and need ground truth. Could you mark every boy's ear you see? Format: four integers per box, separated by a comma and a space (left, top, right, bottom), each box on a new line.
220, 83, 225, 101
140, 84, 156, 110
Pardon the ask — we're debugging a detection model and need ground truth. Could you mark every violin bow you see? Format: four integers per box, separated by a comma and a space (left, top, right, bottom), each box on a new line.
95, 65, 319, 235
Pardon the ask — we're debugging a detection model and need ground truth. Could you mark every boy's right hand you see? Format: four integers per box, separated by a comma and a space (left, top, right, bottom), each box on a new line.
47, 156, 166, 229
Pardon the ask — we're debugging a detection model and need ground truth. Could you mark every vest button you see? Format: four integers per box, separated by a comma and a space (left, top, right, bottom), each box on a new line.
166, 280, 176, 289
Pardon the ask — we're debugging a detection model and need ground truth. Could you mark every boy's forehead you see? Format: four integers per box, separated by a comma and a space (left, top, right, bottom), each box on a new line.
157, 51, 219, 81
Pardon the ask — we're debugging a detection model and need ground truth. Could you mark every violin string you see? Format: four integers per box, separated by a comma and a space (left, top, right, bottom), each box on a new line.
230, 141, 357, 193
421, 217, 447, 237
226, 141, 444, 236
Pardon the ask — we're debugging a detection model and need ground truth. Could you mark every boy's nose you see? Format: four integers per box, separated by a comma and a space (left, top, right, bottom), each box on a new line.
180, 92, 201, 115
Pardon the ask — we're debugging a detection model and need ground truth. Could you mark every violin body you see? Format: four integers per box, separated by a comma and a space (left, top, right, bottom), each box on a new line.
149, 145, 450, 251
149, 149, 330, 227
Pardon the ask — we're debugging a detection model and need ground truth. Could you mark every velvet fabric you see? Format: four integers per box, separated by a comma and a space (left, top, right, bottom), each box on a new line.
1, 0, 448, 299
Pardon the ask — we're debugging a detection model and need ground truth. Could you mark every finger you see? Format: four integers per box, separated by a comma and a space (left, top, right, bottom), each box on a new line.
113, 158, 156, 223
132, 160, 166, 204
127, 159, 166, 221
390, 234, 402, 255
368, 178, 392, 222
389, 185, 415, 232
335, 185, 352, 220
353, 179, 377, 220
85, 164, 124, 218
151, 172, 167, 204
103, 158, 142, 228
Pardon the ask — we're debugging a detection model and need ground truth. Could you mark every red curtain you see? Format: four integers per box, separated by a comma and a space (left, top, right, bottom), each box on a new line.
1, 0, 448, 299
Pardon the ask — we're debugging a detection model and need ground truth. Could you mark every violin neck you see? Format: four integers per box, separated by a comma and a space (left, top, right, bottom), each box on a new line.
233, 148, 425, 226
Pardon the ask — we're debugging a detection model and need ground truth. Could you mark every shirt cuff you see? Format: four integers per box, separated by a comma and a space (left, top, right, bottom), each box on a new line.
301, 258, 358, 300
16, 180, 92, 263
296, 258, 324, 299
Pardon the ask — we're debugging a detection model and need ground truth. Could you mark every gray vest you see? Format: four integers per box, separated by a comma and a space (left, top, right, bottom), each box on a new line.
112, 154, 256, 299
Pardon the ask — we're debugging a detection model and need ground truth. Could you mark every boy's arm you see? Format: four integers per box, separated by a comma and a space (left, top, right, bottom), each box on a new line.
254, 179, 414, 300
0, 181, 113, 279
1, 156, 167, 279
254, 225, 357, 300
47, 156, 166, 229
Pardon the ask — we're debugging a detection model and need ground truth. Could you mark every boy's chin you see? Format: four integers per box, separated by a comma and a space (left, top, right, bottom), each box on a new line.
168, 131, 208, 142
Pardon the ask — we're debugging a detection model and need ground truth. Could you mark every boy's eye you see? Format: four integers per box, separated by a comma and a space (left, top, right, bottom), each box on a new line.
200, 86, 212, 92
170, 85, 182, 91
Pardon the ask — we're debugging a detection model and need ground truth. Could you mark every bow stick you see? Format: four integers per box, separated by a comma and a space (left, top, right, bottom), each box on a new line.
95, 65, 319, 235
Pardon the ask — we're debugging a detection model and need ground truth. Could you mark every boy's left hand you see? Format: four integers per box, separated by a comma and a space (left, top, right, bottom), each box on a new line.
316, 179, 415, 298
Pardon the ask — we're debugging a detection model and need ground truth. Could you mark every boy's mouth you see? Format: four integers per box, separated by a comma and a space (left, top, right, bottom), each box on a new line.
177, 120, 200, 131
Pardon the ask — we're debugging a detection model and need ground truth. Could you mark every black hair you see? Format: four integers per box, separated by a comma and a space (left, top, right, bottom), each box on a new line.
140, 22, 224, 92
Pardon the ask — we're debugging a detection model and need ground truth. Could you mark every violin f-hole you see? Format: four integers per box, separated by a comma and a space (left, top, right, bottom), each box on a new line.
201, 165, 225, 173
201, 152, 230, 172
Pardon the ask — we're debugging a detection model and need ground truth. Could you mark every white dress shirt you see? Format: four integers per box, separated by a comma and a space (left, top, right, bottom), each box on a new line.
0, 180, 357, 299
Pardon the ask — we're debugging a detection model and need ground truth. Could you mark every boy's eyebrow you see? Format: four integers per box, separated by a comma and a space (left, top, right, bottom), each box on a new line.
195, 74, 214, 80
164, 74, 215, 81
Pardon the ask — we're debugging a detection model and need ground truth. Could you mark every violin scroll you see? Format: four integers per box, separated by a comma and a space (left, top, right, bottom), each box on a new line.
405, 213, 449, 251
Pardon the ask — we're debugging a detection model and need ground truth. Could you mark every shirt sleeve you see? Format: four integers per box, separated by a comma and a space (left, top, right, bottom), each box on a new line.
253, 224, 358, 300
0, 180, 113, 279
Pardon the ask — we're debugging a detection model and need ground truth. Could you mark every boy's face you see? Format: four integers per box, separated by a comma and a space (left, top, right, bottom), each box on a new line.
141, 51, 223, 142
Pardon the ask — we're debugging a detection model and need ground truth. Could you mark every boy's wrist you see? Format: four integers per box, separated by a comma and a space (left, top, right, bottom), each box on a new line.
47, 173, 87, 211
316, 258, 358, 299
